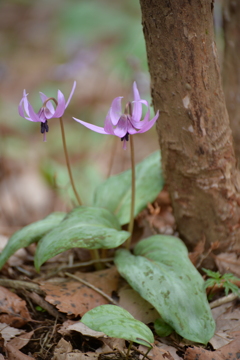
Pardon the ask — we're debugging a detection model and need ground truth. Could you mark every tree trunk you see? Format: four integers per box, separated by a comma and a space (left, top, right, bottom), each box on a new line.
139, 0, 240, 253
222, 0, 240, 158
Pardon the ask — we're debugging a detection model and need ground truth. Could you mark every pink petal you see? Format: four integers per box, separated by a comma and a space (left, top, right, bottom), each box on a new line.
104, 112, 115, 135
27, 102, 42, 122
113, 115, 128, 138
138, 110, 159, 134
132, 82, 142, 121
109, 97, 123, 126
73, 117, 109, 134
65, 81, 76, 108
18, 98, 25, 118
40, 92, 55, 114
133, 82, 141, 101
18, 98, 35, 121
127, 120, 138, 135
131, 107, 150, 129
18, 90, 31, 118
52, 90, 66, 118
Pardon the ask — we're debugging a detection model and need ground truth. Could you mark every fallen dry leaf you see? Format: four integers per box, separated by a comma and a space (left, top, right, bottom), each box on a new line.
53, 338, 99, 360
118, 285, 159, 324
143, 344, 174, 360
0, 286, 31, 327
0, 323, 24, 345
52, 338, 72, 360
41, 267, 119, 316
184, 334, 240, 360
67, 322, 105, 338
66, 354, 98, 360
215, 252, 240, 277
75, 266, 120, 296
7, 331, 34, 350
98, 337, 125, 353
184, 346, 223, 360
210, 304, 240, 349
5, 344, 35, 360
58, 320, 76, 336
155, 343, 183, 360
0, 235, 28, 268
189, 238, 205, 266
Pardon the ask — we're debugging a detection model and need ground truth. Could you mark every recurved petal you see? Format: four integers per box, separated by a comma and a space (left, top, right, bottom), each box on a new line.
18, 99, 35, 121
18, 97, 26, 118
113, 115, 128, 138
131, 107, 150, 129
39, 92, 55, 115
18, 90, 30, 117
109, 96, 123, 126
65, 81, 76, 108
104, 112, 115, 135
138, 110, 159, 134
73, 117, 109, 134
132, 82, 142, 121
52, 90, 66, 118
127, 121, 138, 135
27, 101, 42, 122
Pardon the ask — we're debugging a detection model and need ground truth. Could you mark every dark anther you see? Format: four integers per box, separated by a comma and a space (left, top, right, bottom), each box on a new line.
41, 120, 49, 134
121, 132, 129, 142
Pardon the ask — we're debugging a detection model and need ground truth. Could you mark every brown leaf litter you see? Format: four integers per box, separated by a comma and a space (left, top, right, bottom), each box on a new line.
214, 252, 240, 277
40, 267, 120, 316
0, 286, 31, 327
118, 285, 159, 324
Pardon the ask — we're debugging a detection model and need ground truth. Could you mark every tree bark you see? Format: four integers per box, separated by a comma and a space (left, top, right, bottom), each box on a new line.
222, 0, 240, 158
139, 0, 240, 253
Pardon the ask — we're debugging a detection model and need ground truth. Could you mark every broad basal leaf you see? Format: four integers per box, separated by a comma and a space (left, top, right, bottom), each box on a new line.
81, 304, 154, 347
34, 206, 129, 271
93, 151, 164, 225
0, 212, 66, 270
114, 235, 215, 344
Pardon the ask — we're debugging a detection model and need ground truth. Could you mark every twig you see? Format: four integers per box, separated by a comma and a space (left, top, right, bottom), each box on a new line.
210, 292, 239, 309
131, 345, 152, 360
41, 257, 114, 280
0, 279, 45, 295
65, 272, 118, 305
26, 291, 66, 321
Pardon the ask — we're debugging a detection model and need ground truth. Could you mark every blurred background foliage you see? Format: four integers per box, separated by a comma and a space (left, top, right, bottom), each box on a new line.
0, 0, 159, 231
0, 0, 224, 231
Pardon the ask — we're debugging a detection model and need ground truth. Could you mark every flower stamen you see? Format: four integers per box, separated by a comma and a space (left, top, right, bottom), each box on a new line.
121, 132, 129, 142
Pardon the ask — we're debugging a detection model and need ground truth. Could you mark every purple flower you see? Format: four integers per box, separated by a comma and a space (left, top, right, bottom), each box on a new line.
73, 82, 159, 149
18, 81, 76, 141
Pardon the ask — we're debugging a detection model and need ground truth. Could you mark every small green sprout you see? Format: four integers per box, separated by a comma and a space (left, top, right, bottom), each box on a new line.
203, 268, 240, 296
35, 306, 46, 312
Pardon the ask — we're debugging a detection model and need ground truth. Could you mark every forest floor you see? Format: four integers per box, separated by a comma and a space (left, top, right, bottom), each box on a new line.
0, 186, 239, 360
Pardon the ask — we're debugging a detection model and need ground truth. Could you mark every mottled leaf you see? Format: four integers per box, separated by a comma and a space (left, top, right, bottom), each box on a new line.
34, 206, 129, 271
115, 235, 215, 344
93, 151, 164, 225
0, 212, 66, 270
81, 304, 154, 346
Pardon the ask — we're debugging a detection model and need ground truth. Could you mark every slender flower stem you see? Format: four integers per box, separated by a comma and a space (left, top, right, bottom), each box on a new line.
60, 116, 100, 264
107, 136, 118, 178
90, 249, 104, 270
126, 135, 135, 249
59, 116, 82, 206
